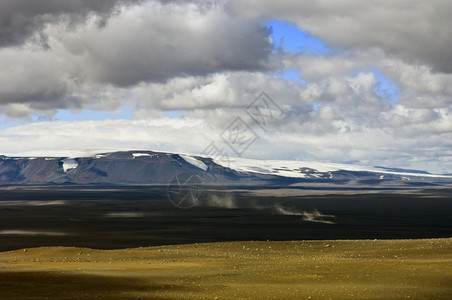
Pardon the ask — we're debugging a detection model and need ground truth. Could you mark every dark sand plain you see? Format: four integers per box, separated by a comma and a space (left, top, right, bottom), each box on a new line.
1, 238, 451, 299
1, 186, 451, 251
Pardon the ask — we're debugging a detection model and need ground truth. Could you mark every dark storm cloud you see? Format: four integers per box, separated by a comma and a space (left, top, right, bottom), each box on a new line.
74, 3, 272, 86
0, 1, 271, 112
0, 0, 139, 47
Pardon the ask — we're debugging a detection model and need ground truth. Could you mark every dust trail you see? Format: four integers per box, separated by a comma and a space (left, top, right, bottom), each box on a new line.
0, 230, 71, 236
203, 195, 336, 224
205, 195, 238, 209
104, 212, 145, 218
274, 205, 336, 224
0, 200, 67, 206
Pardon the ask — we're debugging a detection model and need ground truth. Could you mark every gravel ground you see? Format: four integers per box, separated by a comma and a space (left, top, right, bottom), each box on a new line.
1, 238, 451, 299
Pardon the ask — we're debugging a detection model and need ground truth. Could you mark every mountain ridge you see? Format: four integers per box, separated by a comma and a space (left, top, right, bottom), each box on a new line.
0, 150, 451, 187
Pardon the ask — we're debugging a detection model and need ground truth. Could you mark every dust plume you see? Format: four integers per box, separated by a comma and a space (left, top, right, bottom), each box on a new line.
202, 194, 336, 224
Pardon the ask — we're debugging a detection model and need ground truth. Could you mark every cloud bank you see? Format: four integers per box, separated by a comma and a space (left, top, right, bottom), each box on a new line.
0, 0, 451, 173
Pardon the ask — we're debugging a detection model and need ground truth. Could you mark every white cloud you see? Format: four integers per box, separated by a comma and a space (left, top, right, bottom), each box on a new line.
0, 0, 451, 174
229, 0, 452, 72
0, 118, 214, 157
52, 1, 270, 87
0, 0, 271, 116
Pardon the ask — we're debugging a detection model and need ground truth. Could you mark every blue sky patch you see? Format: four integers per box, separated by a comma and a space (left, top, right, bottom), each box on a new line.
0, 119, 24, 130
274, 69, 306, 86
164, 110, 183, 118
54, 106, 132, 121
350, 68, 400, 106
267, 19, 333, 55
372, 69, 400, 106
311, 102, 323, 111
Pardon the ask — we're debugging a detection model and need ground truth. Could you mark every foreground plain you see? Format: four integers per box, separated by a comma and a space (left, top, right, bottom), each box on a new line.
1, 238, 451, 299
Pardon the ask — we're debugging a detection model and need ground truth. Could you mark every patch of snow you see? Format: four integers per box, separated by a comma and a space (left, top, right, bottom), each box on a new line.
213, 157, 331, 178
132, 153, 152, 158
310, 173, 322, 178
180, 155, 208, 171
61, 158, 78, 172
213, 157, 452, 179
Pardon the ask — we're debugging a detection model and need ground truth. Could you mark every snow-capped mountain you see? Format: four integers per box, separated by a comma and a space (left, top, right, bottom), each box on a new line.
215, 157, 448, 179
0, 150, 450, 186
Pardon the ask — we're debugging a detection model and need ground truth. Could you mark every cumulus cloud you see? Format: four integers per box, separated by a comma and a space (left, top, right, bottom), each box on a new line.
283, 49, 452, 110
55, 1, 271, 86
0, 46, 73, 111
132, 71, 302, 110
0, 0, 271, 115
229, 0, 452, 73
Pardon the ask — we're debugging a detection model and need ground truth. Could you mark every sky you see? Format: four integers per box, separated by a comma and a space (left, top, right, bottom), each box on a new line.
0, 0, 451, 174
